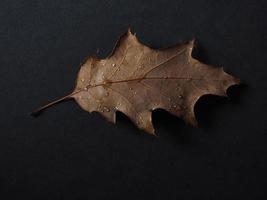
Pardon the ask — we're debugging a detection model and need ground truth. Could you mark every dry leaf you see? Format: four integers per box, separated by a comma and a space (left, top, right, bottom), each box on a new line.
32, 29, 240, 135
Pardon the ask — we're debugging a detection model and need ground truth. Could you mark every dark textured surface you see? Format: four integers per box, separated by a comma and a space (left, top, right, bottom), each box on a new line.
0, 0, 266, 199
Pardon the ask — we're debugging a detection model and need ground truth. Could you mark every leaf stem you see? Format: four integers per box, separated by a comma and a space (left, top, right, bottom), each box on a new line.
31, 91, 79, 116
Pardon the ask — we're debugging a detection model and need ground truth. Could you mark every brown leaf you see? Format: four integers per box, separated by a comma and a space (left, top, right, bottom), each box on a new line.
32, 29, 240, 135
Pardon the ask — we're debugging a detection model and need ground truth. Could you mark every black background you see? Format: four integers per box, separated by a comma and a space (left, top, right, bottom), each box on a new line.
0, 0, 266, 199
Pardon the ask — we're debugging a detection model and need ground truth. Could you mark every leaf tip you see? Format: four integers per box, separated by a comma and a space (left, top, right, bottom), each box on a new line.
189, 38, 196, 45
145, 127, 158, 137
127, 27, 133, 35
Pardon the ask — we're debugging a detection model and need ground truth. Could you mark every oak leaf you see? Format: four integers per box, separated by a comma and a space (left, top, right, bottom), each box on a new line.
33, 30, 240, 135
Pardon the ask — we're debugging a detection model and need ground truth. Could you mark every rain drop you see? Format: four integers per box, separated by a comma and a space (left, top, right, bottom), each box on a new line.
137, 117, 142, 124
103, 106, 110, 112
112, 63, 116, 67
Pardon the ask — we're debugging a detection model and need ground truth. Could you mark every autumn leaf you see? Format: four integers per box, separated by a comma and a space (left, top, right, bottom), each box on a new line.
32, 29, 240, 135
